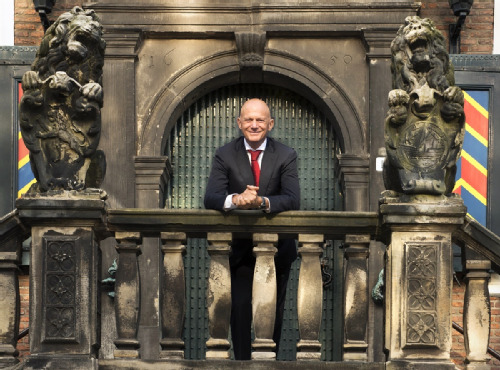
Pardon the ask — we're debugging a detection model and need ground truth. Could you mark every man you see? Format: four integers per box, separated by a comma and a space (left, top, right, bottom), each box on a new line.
204, 98, 300, 360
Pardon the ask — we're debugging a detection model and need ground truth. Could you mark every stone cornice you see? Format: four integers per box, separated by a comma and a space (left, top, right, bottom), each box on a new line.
88, 2, 419, 34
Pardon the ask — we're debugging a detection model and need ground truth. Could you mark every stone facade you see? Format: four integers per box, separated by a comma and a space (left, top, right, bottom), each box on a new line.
7, 0, 500, 368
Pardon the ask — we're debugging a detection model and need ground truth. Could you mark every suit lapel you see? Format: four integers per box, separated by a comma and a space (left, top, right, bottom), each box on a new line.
259, 138, 276, 195
234, 137, 255, 186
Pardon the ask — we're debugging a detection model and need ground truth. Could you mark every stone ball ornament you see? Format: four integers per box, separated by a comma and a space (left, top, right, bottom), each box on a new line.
19, 6, 106, 193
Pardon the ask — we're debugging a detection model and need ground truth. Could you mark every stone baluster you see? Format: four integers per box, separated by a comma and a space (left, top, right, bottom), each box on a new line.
114, 232, 142, 359
206, 233, 232, 360
0, 225, 22, 367
343, 234, 371, 361
296, 234, 324, 360
252, 233, 278, 360
159, 232, 187, 359
463, 247, 491, 369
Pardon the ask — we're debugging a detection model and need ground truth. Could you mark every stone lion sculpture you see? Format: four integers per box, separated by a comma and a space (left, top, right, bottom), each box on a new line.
383, 16, 465, 195
19, 6, 106, 193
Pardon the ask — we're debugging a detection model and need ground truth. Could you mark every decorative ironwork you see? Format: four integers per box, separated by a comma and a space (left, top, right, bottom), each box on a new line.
43, 238, 77, 342
405, 243, 438, 346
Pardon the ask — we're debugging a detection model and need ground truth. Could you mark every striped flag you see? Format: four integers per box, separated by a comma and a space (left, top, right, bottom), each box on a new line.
453, 90, 489, 226
17, 82, 36, 197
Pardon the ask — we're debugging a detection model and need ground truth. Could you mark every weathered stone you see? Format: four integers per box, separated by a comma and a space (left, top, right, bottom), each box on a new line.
383, 16, 465, 195
343, 234, 371, 361
159, 232, 187, 359
381, 197, 466, 366
463, 251, 491, 369
206, 233, 232, 360
0, 213, 23, 367
16, 197, 106, 369
114, 232, 142, 359
296, 234, 324, 361
252, 233, 278, 360
19, 7, 106, 193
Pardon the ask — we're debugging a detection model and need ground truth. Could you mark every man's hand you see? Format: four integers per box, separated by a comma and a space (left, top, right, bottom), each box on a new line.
232, 185, 261, 209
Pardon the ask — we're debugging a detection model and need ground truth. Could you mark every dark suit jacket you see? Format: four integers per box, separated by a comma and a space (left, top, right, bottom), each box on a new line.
204, 136, 300, 267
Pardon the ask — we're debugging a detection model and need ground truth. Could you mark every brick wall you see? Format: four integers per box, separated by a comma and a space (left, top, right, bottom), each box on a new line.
18, 274, 30, 360
420, 0, 494, 54
14, 0, 81, 46
14, 0, 495, 54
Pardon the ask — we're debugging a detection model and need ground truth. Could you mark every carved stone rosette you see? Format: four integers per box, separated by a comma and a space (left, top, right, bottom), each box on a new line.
19, 7, 106, 193
383, 16, 465, 195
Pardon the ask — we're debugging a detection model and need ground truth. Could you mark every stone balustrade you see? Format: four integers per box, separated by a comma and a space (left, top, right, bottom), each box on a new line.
0, 206, 498, 367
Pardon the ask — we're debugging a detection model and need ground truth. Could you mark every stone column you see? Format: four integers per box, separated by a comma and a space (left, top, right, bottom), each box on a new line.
134, 156, 171, 359
159, 232, 186, 359
343, 234, 371, 361
206, 233, 232, 360
381, 195, 466, 369
463, 248, 491, 369
114, 232, 142, 359
0, 215, 23, 367
338, 154, 370, 212
296, 234, 324, 361
252, 233, 278, 360
16, 195, 106, 370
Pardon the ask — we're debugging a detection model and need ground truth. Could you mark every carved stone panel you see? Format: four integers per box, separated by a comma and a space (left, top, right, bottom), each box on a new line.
404, 243, 438, 348
42, 237, 78, 343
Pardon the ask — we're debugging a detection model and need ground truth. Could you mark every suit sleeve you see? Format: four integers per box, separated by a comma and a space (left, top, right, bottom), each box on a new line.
266, 149, 300, 213
204, 150, 230, 210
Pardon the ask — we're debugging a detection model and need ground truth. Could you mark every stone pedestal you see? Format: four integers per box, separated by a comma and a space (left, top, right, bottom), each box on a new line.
380, 194, 466, 369
16, 192, 106, 370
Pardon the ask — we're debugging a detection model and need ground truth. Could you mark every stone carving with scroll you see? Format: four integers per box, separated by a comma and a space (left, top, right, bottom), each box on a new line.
19, 6, 106, 193
383, 16, 465, 195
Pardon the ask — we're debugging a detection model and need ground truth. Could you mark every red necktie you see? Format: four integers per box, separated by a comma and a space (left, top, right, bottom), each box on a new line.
248, 150, 262, 186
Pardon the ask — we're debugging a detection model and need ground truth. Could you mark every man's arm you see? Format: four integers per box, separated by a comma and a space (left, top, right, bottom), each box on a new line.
204, 151, 230, 210
266, 150, 300, 212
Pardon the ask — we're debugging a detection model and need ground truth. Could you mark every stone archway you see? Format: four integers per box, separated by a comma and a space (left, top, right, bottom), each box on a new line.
137, 50, 365, 158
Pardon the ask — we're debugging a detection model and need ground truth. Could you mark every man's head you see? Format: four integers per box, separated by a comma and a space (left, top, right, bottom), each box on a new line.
237, 98, 274, 150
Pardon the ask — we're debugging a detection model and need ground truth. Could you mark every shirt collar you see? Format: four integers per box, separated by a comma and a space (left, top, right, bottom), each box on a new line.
244, 138, 267, 151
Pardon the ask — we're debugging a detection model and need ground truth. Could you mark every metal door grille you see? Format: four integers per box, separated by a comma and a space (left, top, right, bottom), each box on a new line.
164, 83, 343, 360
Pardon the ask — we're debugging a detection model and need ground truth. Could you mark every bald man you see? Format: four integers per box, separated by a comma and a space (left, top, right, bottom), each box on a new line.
205, 99, 300, 360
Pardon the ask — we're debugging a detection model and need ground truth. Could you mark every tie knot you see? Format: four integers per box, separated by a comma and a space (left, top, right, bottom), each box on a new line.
248, 150, 262, 161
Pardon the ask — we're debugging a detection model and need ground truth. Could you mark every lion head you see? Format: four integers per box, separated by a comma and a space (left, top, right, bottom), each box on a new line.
33, 6, 106, 86
391, 16, 453, 93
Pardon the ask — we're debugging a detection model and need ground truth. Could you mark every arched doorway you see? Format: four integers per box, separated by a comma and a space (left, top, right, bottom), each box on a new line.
164, 83, 344, 360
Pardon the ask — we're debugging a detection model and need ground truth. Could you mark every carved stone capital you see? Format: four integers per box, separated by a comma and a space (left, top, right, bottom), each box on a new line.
363, 29, 396, 59
134, 156, 172, 208
103, 30, 143, 59
235, 32, 266, 70
338, 154, 370, 212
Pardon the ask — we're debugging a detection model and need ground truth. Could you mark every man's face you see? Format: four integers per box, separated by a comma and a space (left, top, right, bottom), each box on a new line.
237, 99, 274, 150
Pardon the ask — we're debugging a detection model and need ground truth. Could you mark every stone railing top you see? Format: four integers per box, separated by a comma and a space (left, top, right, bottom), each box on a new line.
106, 209, 379, 239
453, 215, 500, 271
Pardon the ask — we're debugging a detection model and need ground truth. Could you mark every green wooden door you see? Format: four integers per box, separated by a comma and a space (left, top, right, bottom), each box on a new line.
165, 84, 344, 360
